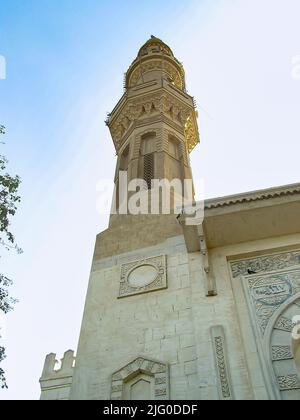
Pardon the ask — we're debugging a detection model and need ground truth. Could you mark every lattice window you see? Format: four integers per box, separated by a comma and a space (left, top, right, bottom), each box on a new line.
144, 153, 154, 190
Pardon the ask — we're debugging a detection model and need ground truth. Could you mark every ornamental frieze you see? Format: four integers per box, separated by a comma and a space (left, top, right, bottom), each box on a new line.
108, 91, 198, 153
231, 251, 300, 278
231, 250, 300, 336
246, 269, 300, 335
128, 59, 184, 90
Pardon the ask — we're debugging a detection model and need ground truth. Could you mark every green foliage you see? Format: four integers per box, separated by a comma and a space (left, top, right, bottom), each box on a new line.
0, 126, 21, 389
0, 127, 21, 250
0, 346, 7, 389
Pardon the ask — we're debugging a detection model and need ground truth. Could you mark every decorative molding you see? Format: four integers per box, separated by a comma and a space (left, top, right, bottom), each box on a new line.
242, 269, 300, 335
111, 357, 169, 400
108, 91, 198, 154
274, 316, 294, 333
155, 377, 166, 385
267, 294, 300, 399
271, 346, 293, 361
184, 113, 200, 153
211, 326, 233, 400
231, 250, 300, 335
277, 374, 300, 391
231, 250, 300, 279
118, 255, 167, 298
230, 250, 300, 400
205, 183, 300, 210
128, 59, 183, 90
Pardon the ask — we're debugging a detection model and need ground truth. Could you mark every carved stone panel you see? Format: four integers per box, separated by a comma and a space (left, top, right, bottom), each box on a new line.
274, 316, 294, 333
230, 250, 300, 400
211, 326, 233, 400
128, 60, 184, 90
271, 346, 293, 361
277, 374, 300, 391
270, 295, 300, 399
243, 269, 300, 335
119, 255, 167, 298
231, 251, 300, 278
108, 91, 198, 153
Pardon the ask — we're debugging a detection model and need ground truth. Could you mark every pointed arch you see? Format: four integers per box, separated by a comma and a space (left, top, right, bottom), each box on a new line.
110, 357, 169, 400
264, 291, 300, 399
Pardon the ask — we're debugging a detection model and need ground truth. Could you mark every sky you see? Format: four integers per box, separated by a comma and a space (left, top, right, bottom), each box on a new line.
0, 0, 299, 400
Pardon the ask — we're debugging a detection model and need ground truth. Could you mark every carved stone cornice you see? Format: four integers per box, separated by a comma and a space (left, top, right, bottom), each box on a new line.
185, 112, 200, 153
205, 183, 300, 210
111, 114, 184, 153
107, 89, 199, 154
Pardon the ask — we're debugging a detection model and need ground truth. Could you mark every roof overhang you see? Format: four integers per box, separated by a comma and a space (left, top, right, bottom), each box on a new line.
204, 183, 300, 248
179, 183, 300, 251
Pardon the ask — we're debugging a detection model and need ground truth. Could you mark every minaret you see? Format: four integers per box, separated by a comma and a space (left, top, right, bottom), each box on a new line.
107, 35, 199, 187
40, 37, 203, 401
93, 36, 200, 261
39, 37, 300, 402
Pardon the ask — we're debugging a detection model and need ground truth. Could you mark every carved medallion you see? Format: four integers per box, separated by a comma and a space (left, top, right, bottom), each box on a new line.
250, 274, 293, 307
233, 260, 300, 335
119, 255, 167, 298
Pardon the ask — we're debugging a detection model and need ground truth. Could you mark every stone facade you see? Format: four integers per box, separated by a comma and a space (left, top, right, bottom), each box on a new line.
39, 37, 300, 400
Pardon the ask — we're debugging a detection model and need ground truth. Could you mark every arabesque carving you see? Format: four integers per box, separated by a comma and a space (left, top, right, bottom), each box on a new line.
128, 60, 184, 90
108, 91, 198, 153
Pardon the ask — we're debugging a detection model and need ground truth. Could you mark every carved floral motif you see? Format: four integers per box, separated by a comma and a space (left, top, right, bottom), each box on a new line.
231, 251, 300, 278
231, 251, 300, 335
246, 270, 300, 334
231, 250, 300, 399
108, 91, 198, 154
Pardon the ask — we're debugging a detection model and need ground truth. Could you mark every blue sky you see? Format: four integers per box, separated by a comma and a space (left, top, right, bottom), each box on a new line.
0, 0, 299, 399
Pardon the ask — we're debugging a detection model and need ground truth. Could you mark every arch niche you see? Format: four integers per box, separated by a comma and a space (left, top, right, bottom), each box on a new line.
110, 357, 169, 400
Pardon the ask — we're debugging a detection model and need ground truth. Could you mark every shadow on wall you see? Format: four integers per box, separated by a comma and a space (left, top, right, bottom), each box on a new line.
293, 334, 300, 372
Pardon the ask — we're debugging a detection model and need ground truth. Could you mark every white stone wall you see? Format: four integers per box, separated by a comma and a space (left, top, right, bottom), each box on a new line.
69, 232, 300, 400
70, 235, 201, 400
69, 233, 250, 400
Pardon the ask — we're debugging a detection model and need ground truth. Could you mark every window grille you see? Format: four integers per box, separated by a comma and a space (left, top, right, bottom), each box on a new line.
144, 153, 154, 190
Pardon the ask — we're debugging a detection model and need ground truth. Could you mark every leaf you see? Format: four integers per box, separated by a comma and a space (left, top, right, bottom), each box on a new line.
0, 126, 21, 389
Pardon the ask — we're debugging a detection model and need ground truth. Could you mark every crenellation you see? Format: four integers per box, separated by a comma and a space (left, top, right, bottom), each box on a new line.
39, 350, 75, 400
